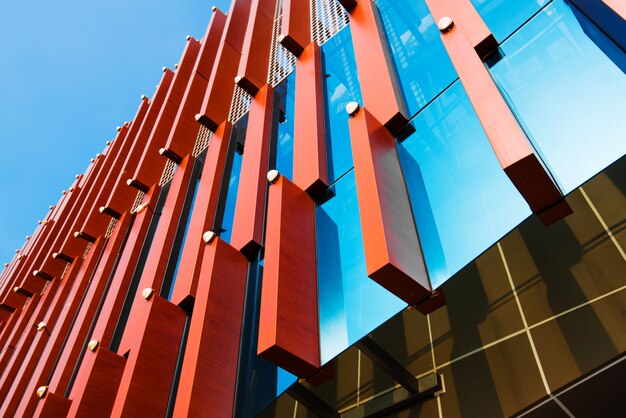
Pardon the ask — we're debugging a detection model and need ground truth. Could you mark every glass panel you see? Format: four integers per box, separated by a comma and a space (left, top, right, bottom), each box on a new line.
471, 0, 548, 42
488, 0, 626, 193
398, 81, 531, 288
316, 170, 405, 363
376, 0, 457, 117
321, 27, 363, 183
272, 71, 296, 180
233, 260, 297, 417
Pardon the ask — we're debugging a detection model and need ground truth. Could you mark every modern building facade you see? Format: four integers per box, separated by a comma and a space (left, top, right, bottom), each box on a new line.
0, 0, 625, 417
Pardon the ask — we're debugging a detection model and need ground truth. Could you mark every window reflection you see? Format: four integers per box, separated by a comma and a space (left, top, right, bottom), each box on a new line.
376, 0, 457, 117
271, 71, 296, 180
488, 0, 626, 193
398, 81, 531, 287
321, 27, 362, 183
471, 0, 548, 42
316, 170, 405, 362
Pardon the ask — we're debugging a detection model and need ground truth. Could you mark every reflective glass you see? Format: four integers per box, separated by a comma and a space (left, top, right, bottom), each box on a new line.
376, 0, 457, 117
218, 147, 243, 244
488, 0, 626, 193
272, 71, 296, 180
471, 0, 547, 42
321, 27, 362, 182
316, 170, 405, 363
398, 81, 531, 288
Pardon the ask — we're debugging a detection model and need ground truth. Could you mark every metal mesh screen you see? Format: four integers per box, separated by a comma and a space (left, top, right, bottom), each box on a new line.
131, 191, 146, 211
311, 0, 349, 46
192, 125, 213, 157
105, 218, 118, 239
159, 159, 177, 186
228, 85, 252, 124
82, 242, 93, 260
268, 0, 296, 86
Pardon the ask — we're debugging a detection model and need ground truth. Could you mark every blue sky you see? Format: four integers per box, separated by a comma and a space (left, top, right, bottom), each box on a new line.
0, 0, 230, 263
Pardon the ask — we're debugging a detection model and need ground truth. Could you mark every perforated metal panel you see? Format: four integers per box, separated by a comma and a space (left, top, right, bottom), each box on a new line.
311, 0, 349, 46
268, 0, 296, 87
131, 191, 146, 211
159, 159, 177, 186
192, 125, 213, 157
105, 218, 118, 239
82, 242, 93, 260
228, 85, 253, 123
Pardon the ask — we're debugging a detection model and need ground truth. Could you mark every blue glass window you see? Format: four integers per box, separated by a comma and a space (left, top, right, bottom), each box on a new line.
316, 170, 405, 363
272, 71, 296, 180
376, 0, 457, 117
471, 0, 548, 42
488, 0, 626, 193
321, 27, 362, 182
398, 81, 531, 288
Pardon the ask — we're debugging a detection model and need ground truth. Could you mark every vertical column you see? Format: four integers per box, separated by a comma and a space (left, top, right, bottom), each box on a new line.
161, 10, 227, 160
170, 122, 232, 309
257, 174, 320, 377
293, 42, 328, 197
173, 238, 248, 417
236, 0, 277, 95
347, 0, 408, 134
279, 0, 310, 55
430, 13, 571, 224
348, 106, 432, 304
196, 0, 254, 131
230, 85, 274, 256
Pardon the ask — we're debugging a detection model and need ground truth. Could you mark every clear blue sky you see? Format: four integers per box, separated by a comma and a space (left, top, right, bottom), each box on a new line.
0, 0, 231, 263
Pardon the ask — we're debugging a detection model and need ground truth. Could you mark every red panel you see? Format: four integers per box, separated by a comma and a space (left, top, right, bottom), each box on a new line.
85, 186, 160, 349
348, 107, 432, 304
110, 297, 186, 418
123, 158, 194, 310
257, 176, 320, 377
236, 0, 277, 95
128, 39, 200, 191
0, 296, 41, 377
230, 85, 274, 256
348, 0, 408, 134
436, 22, 571, 224
280, 0, 310, 56
34, 392, 71, 418
293, 42, 328, 197
65, 348, 126, 418
161, 10, 227, 160
7, 238, 105, 418
170, 122, 232, 309
423, 0, 497, 57
45, 213, 132, 396
173, 238, 248, 417
196, 0, 253, 130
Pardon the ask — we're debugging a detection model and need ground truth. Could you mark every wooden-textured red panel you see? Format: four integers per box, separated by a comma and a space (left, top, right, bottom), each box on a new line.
173, 238, 248, 417
170, 122, 232, 309
280, 0, 310, 56
293, 42, 328, 197
34, 392, 71, 418
436, 21, 571, 224
7, 238, 105, 418
110, 297, 186, 418
45, 214, 131, 396
162, 10, 227, 160
197, 0, 253, 131
65, 348, 126, 418
128, 39, 200, 191
423, 0, 497, 57
230, 85, 274, 256
348, 0, 408, 134
85, 187, 160, 349
348, 107, 432, 304
236, 0, 277, 95
257, 175, 320, 377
